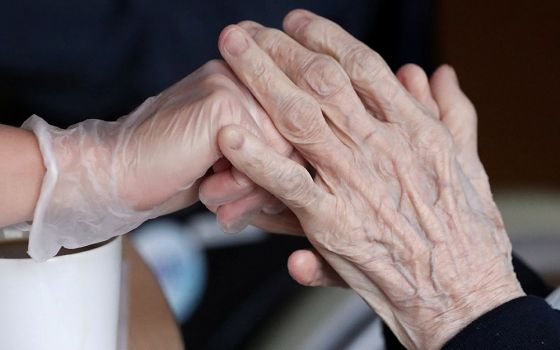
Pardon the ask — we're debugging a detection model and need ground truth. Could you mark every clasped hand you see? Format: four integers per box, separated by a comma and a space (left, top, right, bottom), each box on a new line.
201, 10, 524, 350
24, 9, 524, 350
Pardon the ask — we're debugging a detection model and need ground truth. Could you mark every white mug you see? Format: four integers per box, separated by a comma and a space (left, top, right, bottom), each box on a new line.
0, 234, 122, 350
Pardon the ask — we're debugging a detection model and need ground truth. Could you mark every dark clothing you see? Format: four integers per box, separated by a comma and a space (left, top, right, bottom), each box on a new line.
384, 254, 560, 349
444, 296, 560, 349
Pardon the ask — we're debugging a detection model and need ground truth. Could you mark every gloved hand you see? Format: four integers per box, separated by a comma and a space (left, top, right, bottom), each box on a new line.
22, 60, 293, 261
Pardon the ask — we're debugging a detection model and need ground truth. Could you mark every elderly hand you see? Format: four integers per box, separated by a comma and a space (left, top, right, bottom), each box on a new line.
23, 60, 293, 260
215, 10, 524, 349
287, 64, 497, 287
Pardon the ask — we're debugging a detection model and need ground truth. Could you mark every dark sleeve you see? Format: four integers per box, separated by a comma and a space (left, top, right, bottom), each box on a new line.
443, 296, 560, 349
383, 254, 555, 349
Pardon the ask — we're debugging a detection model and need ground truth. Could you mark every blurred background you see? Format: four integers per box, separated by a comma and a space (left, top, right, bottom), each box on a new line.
1, 0, 559, 349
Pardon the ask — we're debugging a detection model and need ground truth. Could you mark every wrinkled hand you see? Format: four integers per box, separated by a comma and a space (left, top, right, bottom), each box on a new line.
214, 10, 524, 350
23, 60, 293, 260
288, 64, 493, 288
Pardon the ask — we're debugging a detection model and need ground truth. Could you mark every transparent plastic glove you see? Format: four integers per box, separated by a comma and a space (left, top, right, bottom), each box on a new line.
22, 60, 291, 261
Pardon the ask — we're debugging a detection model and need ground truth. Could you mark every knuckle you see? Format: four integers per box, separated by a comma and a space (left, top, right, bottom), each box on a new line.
202, 72, 236, 90
254, 28, 284, 50
273, 168, 314, 207
246, 147, 275, 177
206, 85, 236, 104
416, 124, 454, 153
249, 59, 271, 85
278, 94, 324, 140
202, 85, 239, 119
302, 54, 349, 98
204, 72, 230, 86
250, 153, 300, 196
342, 44, 386, 83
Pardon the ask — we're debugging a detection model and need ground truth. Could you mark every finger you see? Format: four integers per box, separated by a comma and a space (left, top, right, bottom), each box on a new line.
201, 60, 297, 173
156, 180, 202, 216
199, 168, 255, 206
200, 146, 305, 207
218, 125, 329, 217
201, 147, 305, 231
248, 209, 303, 236
287, 249, 348, 287
283, 10, 429, 127
238, 21, 382, 145
218, 24, 350, 170
430, 65, 478, 155
196, 61, 297, 215
216, 188, 272, 233
396, 64, 439, 118
216, 188, 285, 234
429, 65, 493, 203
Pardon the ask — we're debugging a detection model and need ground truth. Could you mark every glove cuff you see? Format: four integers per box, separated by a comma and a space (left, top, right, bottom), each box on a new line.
21, 115, 156, 261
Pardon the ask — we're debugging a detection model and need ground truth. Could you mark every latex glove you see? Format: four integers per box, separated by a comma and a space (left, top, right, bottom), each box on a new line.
22, 60, 292, 261
215, 11, 524, 350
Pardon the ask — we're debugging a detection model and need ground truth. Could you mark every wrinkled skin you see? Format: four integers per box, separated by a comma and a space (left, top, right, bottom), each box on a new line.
214, 10, 525, 350
286, 63, 499, 290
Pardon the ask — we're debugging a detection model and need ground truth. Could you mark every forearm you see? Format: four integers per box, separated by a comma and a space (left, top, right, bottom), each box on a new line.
0, 124, 45, 226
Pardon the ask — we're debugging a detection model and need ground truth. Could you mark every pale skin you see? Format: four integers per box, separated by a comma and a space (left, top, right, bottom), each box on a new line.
287, 62, 496, 289
0, 125, 45, 227
214, 9, 525, 350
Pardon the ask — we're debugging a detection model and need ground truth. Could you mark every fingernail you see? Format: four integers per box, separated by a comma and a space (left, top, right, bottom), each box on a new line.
200, 194, 227, 207
225, 128, 245, 150
231, 168, 252, 187
263, 202, 285, 215
285, 11, 312, 33
221, 216, 250, 234
224, 29, 248, 56
238, 20, 265, 38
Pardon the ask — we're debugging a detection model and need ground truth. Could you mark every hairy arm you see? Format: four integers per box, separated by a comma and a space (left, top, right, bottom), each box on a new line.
0, 125, 45, 226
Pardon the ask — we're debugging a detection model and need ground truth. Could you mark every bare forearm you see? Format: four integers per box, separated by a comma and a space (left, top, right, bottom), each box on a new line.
0, 125, 45, 226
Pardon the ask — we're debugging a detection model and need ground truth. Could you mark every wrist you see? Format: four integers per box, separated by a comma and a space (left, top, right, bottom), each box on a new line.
425, 275, 525, 349
0, 125, 46, 226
